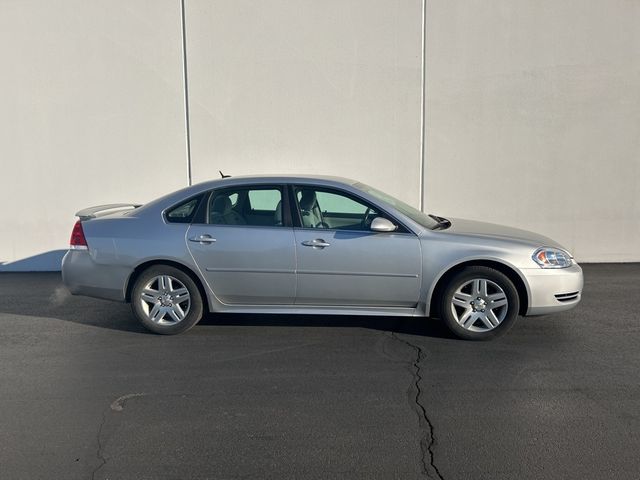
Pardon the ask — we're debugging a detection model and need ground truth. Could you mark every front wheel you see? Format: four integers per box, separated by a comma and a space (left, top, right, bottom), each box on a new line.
439, 266, 520, 340
131, 265, 204, 335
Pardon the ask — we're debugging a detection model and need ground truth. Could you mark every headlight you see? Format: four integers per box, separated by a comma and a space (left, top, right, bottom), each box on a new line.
532, 247, 573, 269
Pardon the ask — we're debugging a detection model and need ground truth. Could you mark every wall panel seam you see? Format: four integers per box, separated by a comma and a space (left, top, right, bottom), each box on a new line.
180, 0, 193, 186
419, 0, 426, 211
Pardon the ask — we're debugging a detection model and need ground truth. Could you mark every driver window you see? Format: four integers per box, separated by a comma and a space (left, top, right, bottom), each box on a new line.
295, 188, 378, 231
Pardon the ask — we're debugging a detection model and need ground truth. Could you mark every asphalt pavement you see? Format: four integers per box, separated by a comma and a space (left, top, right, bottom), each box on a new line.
0, 264, 638, 479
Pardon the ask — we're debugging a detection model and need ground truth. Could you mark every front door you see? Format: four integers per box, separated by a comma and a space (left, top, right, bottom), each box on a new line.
292, 186, 422, 307
187, 185, 296, 305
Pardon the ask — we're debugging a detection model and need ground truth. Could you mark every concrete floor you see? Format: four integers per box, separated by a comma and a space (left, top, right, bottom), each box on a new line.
0, 264, 638, 479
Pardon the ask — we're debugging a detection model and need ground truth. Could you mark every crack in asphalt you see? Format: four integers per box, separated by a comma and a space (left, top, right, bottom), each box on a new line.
91, 393, 146, 479
91, 409, 108, 480
391, 332, 445, 480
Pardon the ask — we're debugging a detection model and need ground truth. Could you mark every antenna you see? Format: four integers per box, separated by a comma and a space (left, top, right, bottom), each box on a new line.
219, 170, 231, 179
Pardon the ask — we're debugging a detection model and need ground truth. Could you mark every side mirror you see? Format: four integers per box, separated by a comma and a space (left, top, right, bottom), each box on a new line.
370, 217, 397, 232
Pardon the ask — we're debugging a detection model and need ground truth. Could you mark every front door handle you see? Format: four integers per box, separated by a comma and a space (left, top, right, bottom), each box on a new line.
189, 234, 217, 244
301, 239, 331, 248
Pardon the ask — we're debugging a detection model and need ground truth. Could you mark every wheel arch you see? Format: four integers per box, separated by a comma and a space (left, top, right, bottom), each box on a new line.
427, 259, 530, 318
125, 259, 210, 313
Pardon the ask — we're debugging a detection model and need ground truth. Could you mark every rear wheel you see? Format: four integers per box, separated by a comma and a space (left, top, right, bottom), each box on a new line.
439, 266, 520, 340
131, 265, 204, 335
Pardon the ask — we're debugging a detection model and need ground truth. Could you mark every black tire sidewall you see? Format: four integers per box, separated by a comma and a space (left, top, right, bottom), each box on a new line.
439, 266, 520, 341
131, 265, 204, 335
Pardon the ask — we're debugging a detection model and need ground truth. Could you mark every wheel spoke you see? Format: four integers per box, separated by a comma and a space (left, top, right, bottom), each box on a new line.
479, 279, 488, 297
173, 287, 189, 299
172, 303, 186, 321
486, 310, 501, 327
479, 313, 495, 329
457, 309, 471, 324
454, 291, 472, 301
458, 309, 476, 328
488, 296, 507, 309
141, 289, 158, 304
470, 279, 489, 297
148, 303, 163, 322
167, 308, 182, 322
465, 313, 479, 328
452, 293, 471, 308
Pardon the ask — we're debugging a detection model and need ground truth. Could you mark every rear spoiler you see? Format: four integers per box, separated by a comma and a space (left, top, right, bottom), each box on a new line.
75, 203, 141, 220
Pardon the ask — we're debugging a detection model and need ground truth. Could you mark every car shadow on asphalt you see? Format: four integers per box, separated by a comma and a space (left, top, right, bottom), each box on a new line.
0, 272, 455, 339
10, 305, 455, 339
198, 312, 456, 339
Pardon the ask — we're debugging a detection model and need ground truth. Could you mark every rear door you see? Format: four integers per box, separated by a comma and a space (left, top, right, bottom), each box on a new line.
292, 185, 422, 307
187, 185, 296, 305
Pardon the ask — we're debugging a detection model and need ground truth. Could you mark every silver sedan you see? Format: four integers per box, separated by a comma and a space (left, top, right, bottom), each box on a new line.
62, 175, 583, 340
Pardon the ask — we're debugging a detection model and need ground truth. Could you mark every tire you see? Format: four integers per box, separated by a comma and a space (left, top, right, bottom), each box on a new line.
131, 265, 204, 335
438, 266, 520, 341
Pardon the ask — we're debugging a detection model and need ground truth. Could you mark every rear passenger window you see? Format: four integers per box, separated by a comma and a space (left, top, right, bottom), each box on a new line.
166, 197, 200, 223
209, 187, 284, 227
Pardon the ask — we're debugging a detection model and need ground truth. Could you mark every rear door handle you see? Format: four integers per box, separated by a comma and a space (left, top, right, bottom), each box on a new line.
301, 239, 330, 248
189, 234, 217, 244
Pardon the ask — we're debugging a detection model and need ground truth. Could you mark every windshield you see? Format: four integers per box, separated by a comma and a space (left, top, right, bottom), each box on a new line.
354, 182, 442, 230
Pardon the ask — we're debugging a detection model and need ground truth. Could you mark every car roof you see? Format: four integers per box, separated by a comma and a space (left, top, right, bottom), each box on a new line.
131, 175, 362, 217
130, 174, 425, 235
191, 174, 358, 189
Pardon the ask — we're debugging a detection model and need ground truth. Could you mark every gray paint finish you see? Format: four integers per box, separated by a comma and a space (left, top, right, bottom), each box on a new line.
188, 224, 297, 305
62, 176, 583, 323
294, 229, 422, 307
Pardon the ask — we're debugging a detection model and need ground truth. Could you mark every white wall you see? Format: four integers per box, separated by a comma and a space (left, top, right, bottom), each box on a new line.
425, 0, 640, 262
0, 0, 187, 270
185, 0, 423, 205
0, 0, 638, 270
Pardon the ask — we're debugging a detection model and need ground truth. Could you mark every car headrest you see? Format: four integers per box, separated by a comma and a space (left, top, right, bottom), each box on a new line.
274, 200, 282, 224
212, 195, 232, 214
299, 190, 317, 211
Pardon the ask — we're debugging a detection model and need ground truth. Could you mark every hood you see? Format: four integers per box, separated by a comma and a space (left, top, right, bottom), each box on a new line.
442, 217, 565, 250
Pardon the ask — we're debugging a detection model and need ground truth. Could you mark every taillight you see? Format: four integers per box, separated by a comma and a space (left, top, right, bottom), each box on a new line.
70, 221, 88, 250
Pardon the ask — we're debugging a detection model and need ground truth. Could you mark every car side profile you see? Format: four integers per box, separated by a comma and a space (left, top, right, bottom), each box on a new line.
62, 175, 583, 340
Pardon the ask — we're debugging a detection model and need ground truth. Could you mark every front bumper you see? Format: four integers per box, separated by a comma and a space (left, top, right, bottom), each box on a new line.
522, 263, 583, 316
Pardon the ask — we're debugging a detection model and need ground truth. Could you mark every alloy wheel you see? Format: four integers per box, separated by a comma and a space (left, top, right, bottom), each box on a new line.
138, 275, 191, 325
450, 278, 509, 332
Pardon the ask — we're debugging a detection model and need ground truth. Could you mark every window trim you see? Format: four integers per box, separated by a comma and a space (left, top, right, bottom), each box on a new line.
289, 184, 413, 234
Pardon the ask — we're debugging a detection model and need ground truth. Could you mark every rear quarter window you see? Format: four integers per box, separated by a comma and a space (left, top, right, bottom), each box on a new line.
165, 197, 201, 223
